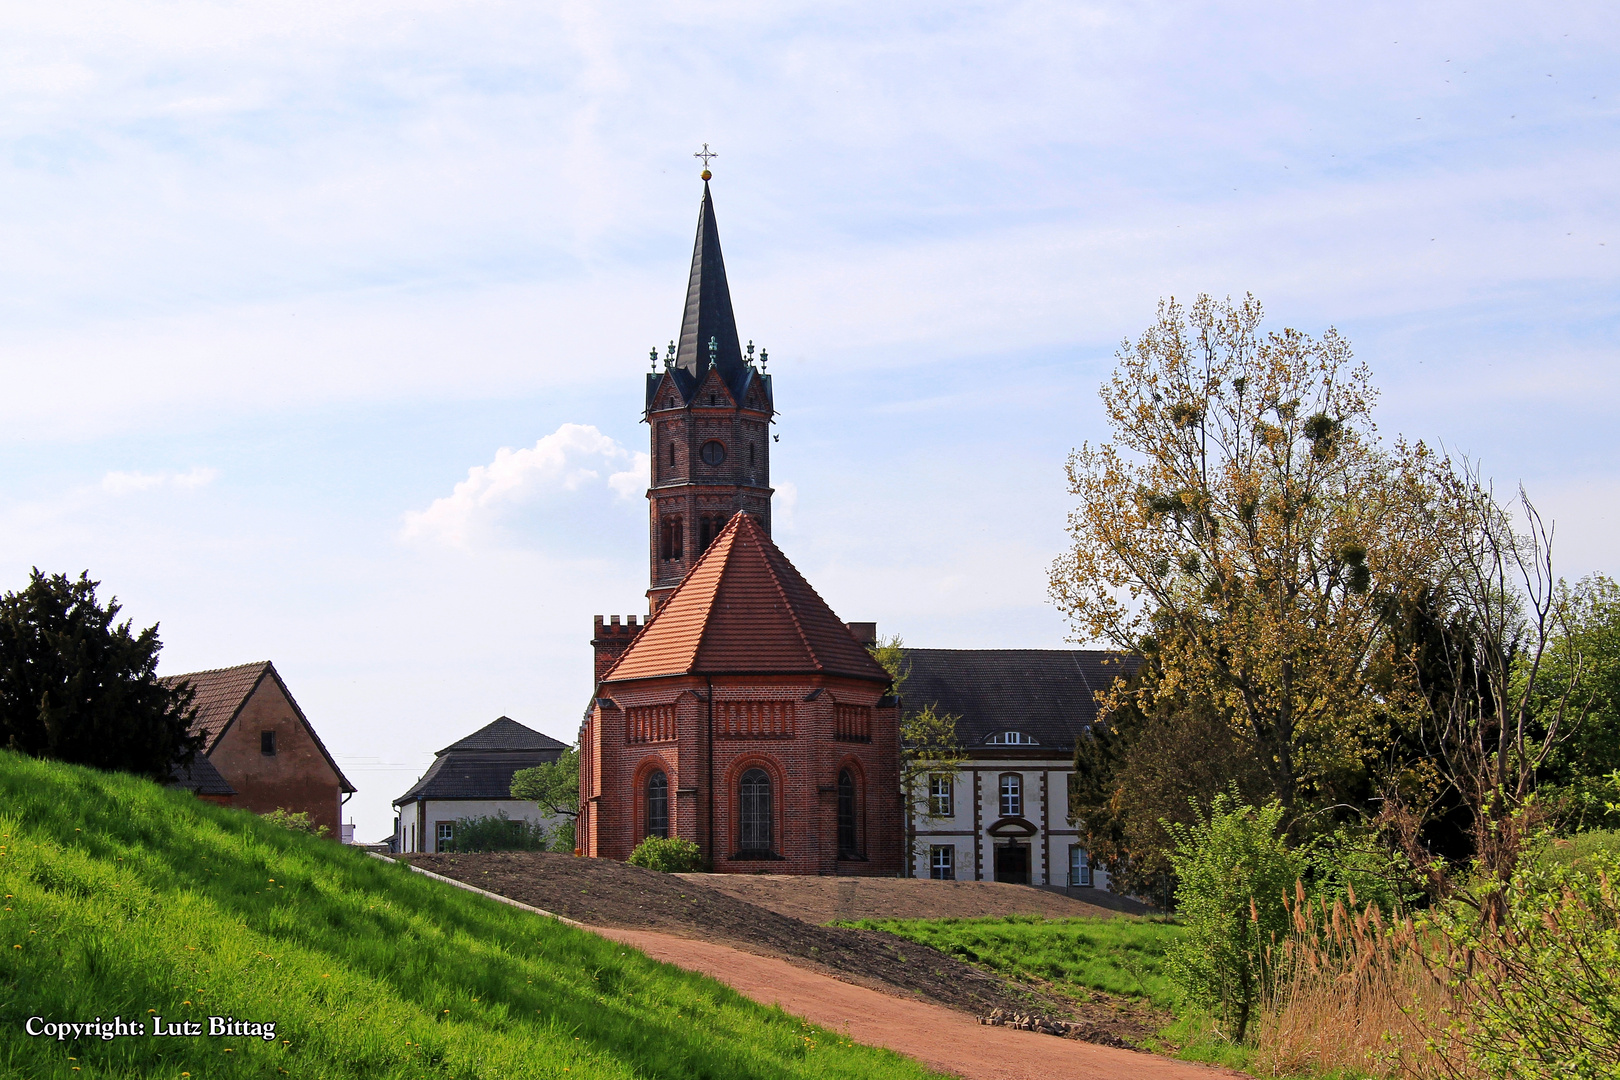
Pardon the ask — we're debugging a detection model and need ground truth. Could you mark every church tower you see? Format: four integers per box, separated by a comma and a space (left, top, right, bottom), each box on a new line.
642, 179, 775, 612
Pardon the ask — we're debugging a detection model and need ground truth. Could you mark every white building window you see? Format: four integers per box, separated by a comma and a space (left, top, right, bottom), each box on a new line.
985, 731, 1038, 745
930, 844, 955, 880
436, 821, 455, 851
929, 774, 953, 817
1069, 844, 1093, 887
999, 773, 1022, 818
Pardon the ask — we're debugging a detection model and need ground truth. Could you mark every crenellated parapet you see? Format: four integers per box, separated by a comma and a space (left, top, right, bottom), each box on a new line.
592, 615, 645, 684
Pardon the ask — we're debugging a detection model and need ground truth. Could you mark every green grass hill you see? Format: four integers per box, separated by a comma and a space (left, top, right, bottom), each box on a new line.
0, 751, 940, 1080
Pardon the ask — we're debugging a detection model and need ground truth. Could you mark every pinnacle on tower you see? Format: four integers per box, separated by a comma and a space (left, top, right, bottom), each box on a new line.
673, 182, 746, 397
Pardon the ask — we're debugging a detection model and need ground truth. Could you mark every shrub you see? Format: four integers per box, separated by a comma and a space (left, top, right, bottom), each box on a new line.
1162, 789, 1304, 1043
1428, 843, 1620, 1079
443, 811, 548, 853
549, 816, 576, 853
627, 836, 703, 872
261, 807, 330, 838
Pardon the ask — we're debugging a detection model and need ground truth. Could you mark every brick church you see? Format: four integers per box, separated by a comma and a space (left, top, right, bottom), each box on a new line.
576, 174, 903, 875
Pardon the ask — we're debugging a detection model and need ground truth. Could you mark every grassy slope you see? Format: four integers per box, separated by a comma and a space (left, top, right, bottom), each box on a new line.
0, 752, 940, 1080
834, 915, 1182, 1008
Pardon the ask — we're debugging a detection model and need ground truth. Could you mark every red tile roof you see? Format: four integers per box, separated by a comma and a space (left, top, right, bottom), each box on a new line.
161, 661, 355, 793
162, 661, 272, 748
603, 512, 891, 685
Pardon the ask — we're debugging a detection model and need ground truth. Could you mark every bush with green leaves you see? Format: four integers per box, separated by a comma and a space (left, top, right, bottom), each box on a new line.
627, 835, 704, 873
1163, 789, 1304, 1043
443, 811, 548, 853
260, 807, 330, 838
1429, 841, 1620, 1079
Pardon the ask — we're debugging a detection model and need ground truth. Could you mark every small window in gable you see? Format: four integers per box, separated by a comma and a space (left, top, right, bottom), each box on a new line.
261, 730, 277, 755
985, 731, 1038, 746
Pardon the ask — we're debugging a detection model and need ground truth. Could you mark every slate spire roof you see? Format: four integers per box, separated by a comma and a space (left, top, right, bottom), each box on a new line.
601, 511, 891, 684
673, 181, 746, 397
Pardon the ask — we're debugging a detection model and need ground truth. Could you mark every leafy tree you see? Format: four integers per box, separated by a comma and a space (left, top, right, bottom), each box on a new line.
1050, 295, 1432, 816
871, 635, 966, 869
511, 747, 579, 853
0, 569, 201, 780
1531, 574, 1620, 829
1070, 650, 1269, 908
1163, 789, 1305, 1043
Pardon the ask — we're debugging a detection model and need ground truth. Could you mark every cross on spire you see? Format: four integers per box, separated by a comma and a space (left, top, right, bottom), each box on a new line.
693, 143, 717, 179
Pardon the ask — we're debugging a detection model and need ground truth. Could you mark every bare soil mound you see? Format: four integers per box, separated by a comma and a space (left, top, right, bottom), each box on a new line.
681, 873, 1154, 923
404, 852, 1053, 1018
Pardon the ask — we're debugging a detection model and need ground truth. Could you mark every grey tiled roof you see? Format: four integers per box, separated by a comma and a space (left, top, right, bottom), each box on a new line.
393, 748, 564, 804
165, 754, 236, 797
437, 717, 568, 755
898, 648, 1138, 754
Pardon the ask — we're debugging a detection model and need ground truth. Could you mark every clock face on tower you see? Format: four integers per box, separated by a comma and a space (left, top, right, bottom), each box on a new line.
700, 440, 727, 466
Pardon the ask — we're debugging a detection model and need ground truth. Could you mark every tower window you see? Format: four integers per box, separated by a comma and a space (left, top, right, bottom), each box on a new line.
668, 443, 676, 467
700, 440, 726, 466
646, 771, 669, 839
749, 443, 755, 466
660, 516, 684, 560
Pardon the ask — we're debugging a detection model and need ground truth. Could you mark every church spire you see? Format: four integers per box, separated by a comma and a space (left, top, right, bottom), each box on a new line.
674, 181, 746, 395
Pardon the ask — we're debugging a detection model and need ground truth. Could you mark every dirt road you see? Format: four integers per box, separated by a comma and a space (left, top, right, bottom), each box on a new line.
597, 927, 1240, 1080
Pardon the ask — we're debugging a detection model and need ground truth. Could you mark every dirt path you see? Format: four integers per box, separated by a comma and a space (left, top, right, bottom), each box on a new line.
598, 927, 1238, 1080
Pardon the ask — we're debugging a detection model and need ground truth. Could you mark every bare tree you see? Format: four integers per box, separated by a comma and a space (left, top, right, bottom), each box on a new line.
1416, 457, 1591, 879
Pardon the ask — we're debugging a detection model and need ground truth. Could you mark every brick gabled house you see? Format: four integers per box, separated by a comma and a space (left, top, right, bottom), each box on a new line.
580, 512, 902, 875
162, 661, 355, 836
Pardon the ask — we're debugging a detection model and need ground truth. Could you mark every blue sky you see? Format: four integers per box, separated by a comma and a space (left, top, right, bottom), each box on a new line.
2, 1, 1615, 840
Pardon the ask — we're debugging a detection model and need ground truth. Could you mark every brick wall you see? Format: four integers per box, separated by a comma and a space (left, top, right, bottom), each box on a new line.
205, 678, 345, 836
580, 671, 901, 876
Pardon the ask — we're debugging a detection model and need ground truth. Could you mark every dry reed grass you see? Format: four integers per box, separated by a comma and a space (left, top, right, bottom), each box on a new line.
1254, 883, 1468, 1079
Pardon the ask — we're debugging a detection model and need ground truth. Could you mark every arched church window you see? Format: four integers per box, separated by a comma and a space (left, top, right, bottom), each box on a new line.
739, 768, 772, 852
668, 443, 676, 468
837, 769, 857, 857
645, 771, 669, 839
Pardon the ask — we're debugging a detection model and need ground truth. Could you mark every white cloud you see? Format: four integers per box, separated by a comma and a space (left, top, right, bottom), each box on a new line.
101, 466, 218, 495
402, 423, 648, 547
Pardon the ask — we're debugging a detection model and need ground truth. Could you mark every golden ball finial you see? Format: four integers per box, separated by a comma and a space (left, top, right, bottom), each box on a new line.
700, 168, 712, 181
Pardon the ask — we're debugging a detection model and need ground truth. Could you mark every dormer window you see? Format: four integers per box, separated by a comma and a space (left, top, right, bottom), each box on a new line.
985, 731, 1037, 746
